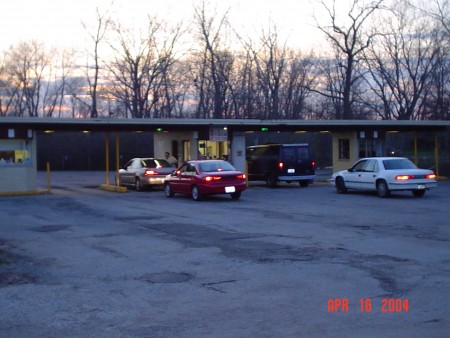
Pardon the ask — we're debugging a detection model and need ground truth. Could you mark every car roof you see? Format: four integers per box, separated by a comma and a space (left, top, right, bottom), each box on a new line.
360, 157, 408, 161
188, 159, 227, 164
132, 157, 166, 161
247, 143, 308, 148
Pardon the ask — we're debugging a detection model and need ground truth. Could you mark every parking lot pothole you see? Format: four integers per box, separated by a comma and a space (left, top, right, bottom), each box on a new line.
139, 272, 193, 284
29, 225, 71, 232
0, 272, 38, 286
115, 216, 164, 222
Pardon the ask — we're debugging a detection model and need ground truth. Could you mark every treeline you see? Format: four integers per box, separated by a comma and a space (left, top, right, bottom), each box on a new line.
0, 0, 449, 120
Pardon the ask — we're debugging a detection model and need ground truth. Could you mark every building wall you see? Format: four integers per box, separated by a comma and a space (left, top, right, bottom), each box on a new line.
332, 132, 359, 172
153, 131, 199, 163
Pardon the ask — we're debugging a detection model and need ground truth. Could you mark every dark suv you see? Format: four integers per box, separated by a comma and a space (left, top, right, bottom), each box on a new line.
246, 144, 316, 187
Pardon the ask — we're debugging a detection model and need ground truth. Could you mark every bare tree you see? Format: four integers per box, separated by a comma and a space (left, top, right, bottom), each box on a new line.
3, 41, 53, 117
193, 1, 235, 119
248, 25, 288, 120
83, 4, 114, 118
406, 0, 450, 120
314, 0, 385, 119
106, 17, 183, 118
362, 1, 440, 120
0, 52, 16, 116
281, 50, 316, 119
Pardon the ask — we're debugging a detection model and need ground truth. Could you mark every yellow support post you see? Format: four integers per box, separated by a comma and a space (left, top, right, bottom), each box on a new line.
115, 133, 120, 186
105, 132, 110, 185
434, 133, 439, 178
46, 161, 51, 193
100, 132, 127, 192
413, 132, 418, 165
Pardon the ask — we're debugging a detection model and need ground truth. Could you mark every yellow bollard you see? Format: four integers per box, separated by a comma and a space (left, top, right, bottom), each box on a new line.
46, 162, 51, 193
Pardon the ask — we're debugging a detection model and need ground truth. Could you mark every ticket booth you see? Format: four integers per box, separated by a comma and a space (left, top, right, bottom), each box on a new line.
332, 130, 385, 172
0, 128, 37, 193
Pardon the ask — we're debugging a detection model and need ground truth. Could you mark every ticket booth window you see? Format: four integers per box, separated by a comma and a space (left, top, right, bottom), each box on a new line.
0, 140, 32, 166
338, 139, 350, 160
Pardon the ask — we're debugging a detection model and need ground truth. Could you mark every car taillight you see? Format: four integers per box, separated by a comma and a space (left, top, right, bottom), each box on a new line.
395, 175, 414, 180
426, 174, 436, 179
145, 170, 157, 176
312, 161, 316, 167
204, 176, 222, 182
237, 174, 246, 180
278, 162, 284, 169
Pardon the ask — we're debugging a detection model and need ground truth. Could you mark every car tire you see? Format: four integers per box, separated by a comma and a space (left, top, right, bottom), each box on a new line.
376, 180, 390, 198
230, 191, 241, 200
191, 185, 202, 201
335, 177, 347, 194
412, 189, 426, 197
299, 180, 309, 188
164, 183, 174, 197
266, 174, 278, 188
135, 178, 142, 191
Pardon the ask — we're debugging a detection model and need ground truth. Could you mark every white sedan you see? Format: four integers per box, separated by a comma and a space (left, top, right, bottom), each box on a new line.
331, 157, 437, 197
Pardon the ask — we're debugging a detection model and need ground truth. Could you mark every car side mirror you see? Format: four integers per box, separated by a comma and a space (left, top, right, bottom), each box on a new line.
348, 168, 353, 172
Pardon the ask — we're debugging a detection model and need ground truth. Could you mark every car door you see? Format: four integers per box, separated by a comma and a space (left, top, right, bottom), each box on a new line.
127, 159, 142, 184
345, 159, 367, 189
169, 163, 194, 193
120, 160, 134, 184
178, 163, 197, 193
358, 159, 378, 190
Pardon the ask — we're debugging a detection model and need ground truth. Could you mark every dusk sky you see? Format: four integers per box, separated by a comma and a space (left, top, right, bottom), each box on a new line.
0, 0, 329, 52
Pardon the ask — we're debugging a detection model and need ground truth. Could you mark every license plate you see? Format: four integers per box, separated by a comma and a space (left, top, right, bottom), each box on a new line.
225, 186, 236, 193
417, 184, 426, 189
288, 169, 295, 174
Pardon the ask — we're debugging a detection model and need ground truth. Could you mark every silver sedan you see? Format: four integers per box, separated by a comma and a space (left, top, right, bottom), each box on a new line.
118, 158, 175, 191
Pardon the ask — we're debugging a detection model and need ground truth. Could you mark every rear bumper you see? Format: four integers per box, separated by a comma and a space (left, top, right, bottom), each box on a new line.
199, 181, 247, 195
389, 180, 438, 191
278, 175, 316, 182
142, 176, 167, 186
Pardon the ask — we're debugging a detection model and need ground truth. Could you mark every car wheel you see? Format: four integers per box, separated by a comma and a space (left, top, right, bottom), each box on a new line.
266, 174, 278, 188
164, 183, 174, 197
299, 180, 309, 188
191, 185, 202, 201
335, 177, 347, 194
376, 180, 390, 198
412, 189, 426, 197
135, 178, 142, 191
230, 191, 241, 200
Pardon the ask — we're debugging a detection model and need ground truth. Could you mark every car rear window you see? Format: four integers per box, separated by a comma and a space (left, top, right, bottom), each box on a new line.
199, 161, 236, 172
154, 159, 172, 168
281, 147, 309, 161
142, 159, 172, 168
382, 159, 417, 170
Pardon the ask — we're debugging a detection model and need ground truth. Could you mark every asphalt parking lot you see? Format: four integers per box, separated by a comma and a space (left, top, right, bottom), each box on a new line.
0, 171, 449, 338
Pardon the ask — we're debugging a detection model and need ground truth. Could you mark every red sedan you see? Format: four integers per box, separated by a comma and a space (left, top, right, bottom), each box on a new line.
164, 160, 247, 201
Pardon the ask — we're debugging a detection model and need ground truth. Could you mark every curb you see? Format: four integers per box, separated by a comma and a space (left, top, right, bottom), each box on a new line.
100, 184, 127, 193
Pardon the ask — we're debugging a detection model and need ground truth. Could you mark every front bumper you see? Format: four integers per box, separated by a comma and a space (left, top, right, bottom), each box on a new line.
278, 175, 316, 182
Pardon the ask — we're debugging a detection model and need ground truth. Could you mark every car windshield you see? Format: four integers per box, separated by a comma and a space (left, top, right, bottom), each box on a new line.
199, 161, 236, 172
383, 159, 417, 170
142, 159, 172, 168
